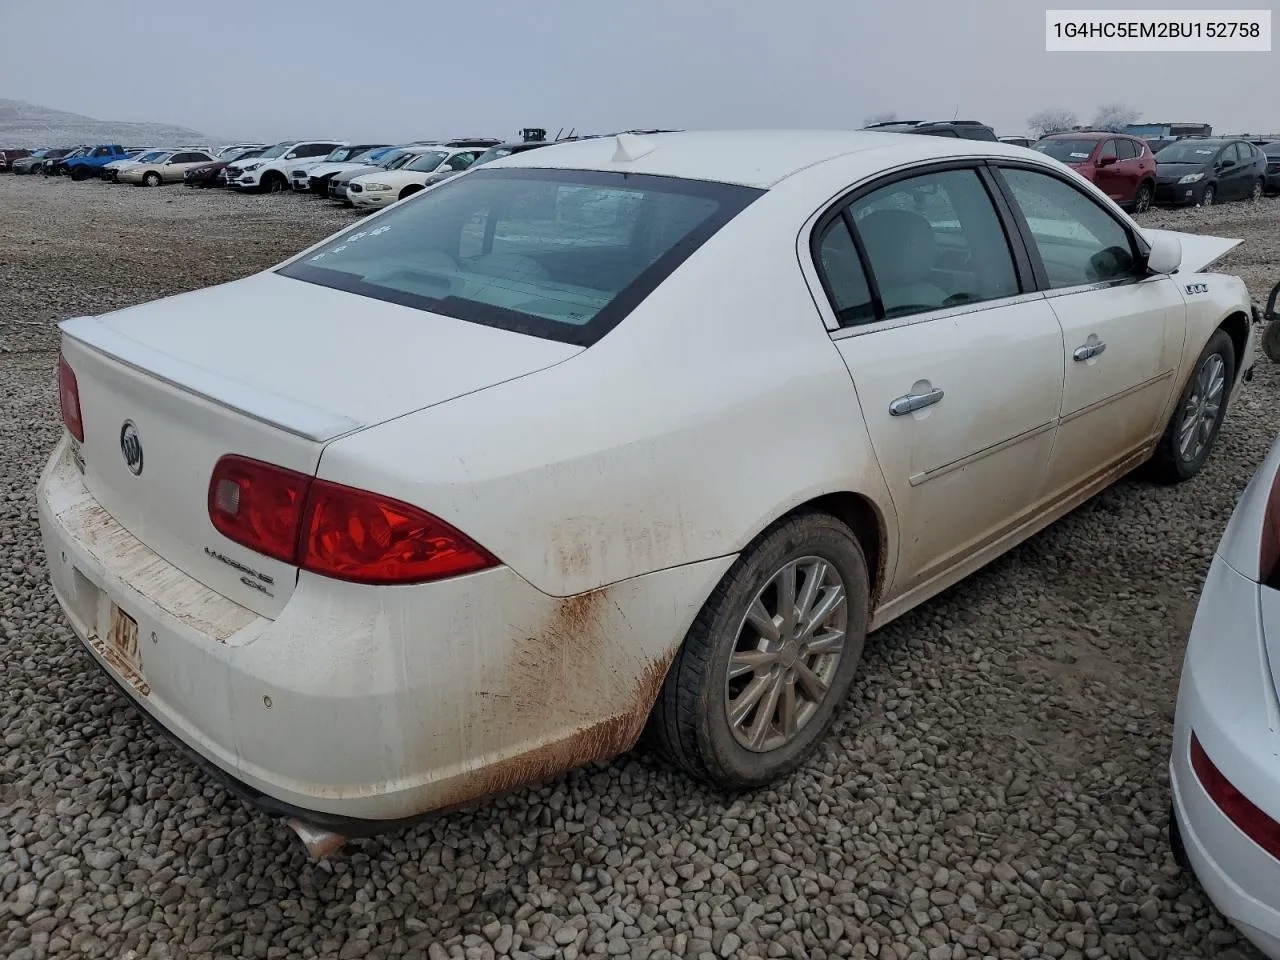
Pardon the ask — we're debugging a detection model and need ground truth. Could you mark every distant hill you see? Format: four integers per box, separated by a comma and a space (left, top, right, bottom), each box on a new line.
0, 99, 214, 148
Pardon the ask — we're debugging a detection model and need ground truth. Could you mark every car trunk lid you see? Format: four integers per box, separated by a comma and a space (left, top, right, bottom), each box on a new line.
60, 271, 580, 617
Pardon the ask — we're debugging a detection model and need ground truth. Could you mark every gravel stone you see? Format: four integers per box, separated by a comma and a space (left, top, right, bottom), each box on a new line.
1, 174, 1278, 960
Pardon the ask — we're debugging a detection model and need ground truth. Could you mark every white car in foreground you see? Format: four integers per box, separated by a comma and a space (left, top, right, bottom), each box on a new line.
1171, 434, 1280, 958
346, 145, 487, 208
39, 131, 1257, 855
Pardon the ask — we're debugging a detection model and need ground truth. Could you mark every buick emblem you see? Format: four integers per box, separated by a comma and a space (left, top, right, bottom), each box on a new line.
119, 421, 143, 476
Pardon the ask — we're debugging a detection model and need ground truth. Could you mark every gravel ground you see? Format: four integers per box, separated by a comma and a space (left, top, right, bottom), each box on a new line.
2, 173, 1280, 960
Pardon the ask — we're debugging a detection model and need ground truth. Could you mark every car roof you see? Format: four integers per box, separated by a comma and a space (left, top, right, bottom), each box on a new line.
487, 129, 1037, 189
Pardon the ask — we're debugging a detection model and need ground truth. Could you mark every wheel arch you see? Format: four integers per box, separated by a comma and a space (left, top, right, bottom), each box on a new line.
1217, 310, 1251, 382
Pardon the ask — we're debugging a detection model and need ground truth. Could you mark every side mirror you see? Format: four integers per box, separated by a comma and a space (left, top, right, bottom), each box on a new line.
285, 152, 298, 160
1219, 158, 1237, 169
1096, 155, 1118, 167
1145, 233, 1182, 275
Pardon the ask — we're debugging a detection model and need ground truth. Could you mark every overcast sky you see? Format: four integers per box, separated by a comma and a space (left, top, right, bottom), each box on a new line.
1, 0, 1276, 142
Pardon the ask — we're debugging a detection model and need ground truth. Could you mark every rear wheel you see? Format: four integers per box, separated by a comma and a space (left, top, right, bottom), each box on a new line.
647, 511, 870, 789
1199, 183, 1216, 207
1149, 329, 1235, 483
1131, 181, 1153, 213
1251, 179, 1264, 202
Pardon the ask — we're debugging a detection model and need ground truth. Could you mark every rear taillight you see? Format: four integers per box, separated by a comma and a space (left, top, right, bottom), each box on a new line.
1190, 732, 1280, 860
209, 456, 309, 564
57, 353, 84, 442
1258, 465, 1280, 589
207, 455, 498, 585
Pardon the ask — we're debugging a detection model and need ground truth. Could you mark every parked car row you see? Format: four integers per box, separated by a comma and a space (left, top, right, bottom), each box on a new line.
1032, 132, 1276, 209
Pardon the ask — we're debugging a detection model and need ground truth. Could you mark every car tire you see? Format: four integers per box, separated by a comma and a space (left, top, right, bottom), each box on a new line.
1131, 181, 1154, 214
1199, 183, 1216, 207
142, 171, 161, 187
647, 510, 870, 790
262, 172, 286, 193
70, 166, 88, 181
1251, 179, 1264, 202
398, 185, 422, 201
1149, 329, 1235, 483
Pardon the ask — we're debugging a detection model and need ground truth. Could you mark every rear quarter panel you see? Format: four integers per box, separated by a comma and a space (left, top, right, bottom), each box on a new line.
313, 184, 899, 598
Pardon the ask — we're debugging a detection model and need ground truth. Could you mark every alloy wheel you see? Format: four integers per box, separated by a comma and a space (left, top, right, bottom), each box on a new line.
1133, 184, 1152, 213
725, 556, 848, 753
1177, 353, 1225, 463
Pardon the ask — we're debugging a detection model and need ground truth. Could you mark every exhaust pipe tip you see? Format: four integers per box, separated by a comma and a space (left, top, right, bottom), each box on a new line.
285, 817, 349, 858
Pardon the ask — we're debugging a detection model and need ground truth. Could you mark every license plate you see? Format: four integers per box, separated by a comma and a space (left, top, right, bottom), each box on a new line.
107, 603, 143, 677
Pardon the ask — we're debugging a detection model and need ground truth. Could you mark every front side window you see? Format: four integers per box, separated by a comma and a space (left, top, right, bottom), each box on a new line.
999, 167, 1140, 289
278, 168, 761, 346
1097, 140, 1118, 161
843, 168, 1019, 319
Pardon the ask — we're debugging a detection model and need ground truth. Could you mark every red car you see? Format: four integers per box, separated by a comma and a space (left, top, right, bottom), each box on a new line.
1032, 132, 1157, 213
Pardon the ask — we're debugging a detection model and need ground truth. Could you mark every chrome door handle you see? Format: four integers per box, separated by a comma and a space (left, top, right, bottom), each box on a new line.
1073, 338, 1107, 361
889, 387, 945, 416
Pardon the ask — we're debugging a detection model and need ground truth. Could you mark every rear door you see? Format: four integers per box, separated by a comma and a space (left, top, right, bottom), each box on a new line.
1112, 138, 1144, 203
816, 163, 1065, 595
992, 162, 1185, 500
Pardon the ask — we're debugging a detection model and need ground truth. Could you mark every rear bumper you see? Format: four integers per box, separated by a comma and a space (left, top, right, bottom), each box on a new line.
38, 437, 723, 826
1170, 555, 1280, 959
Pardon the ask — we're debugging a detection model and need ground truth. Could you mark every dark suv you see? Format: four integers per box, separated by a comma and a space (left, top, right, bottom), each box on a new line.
862, 120, 998, 142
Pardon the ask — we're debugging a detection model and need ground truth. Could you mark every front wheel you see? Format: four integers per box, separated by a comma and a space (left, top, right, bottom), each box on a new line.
70, 166, 89, 181
143, 171, 161, 187
263, 172, 287, 193
1149, 329, 1235, 483
647, 511, 870, 789
1131, 182, 1153, 213
1199, 183, 1216, 207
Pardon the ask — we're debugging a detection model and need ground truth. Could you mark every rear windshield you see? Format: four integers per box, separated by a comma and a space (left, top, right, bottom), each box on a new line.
1033, 139, 1098, 162
278, 168, 761, 346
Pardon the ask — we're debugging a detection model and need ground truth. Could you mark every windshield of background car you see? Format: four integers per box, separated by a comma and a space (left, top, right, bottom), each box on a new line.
278, 168, 762, 346
1156, 142, 1222, 163
351, 148, 384, 163
1263, 143, 1280, 157
473, 147, 515, 166
382, 151, 414, 169
1033, 139, 1098, 162
257, 143, 290, 160
323, 147, 359, 162
137, 151, 165, 162
404, 151, 449, 172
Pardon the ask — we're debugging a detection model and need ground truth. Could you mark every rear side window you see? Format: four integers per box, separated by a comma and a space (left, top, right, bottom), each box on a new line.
815, 219, 874, 326
843, 168, 1019, 319
279, 168, 762, 346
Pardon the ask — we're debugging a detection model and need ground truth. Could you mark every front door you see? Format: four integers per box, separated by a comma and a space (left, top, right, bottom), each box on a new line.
813, 165, 1066, 595
993, 164, 1185, 502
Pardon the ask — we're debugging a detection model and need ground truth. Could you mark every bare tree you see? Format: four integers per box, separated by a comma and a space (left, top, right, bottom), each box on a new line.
1091, 103, 1140, 132
864, 110, 898, 126
1027, 108, 1078, 136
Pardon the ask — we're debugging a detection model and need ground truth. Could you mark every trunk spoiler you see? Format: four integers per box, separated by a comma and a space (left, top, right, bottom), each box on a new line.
59, 316, 361, 442
1140, 228, 1242, 275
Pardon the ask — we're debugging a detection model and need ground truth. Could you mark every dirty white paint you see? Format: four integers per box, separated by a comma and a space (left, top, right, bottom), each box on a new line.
36, 131, 1260, 823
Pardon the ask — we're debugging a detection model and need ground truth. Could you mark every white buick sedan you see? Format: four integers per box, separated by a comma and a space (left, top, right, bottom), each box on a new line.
39, 130, 1257, 852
